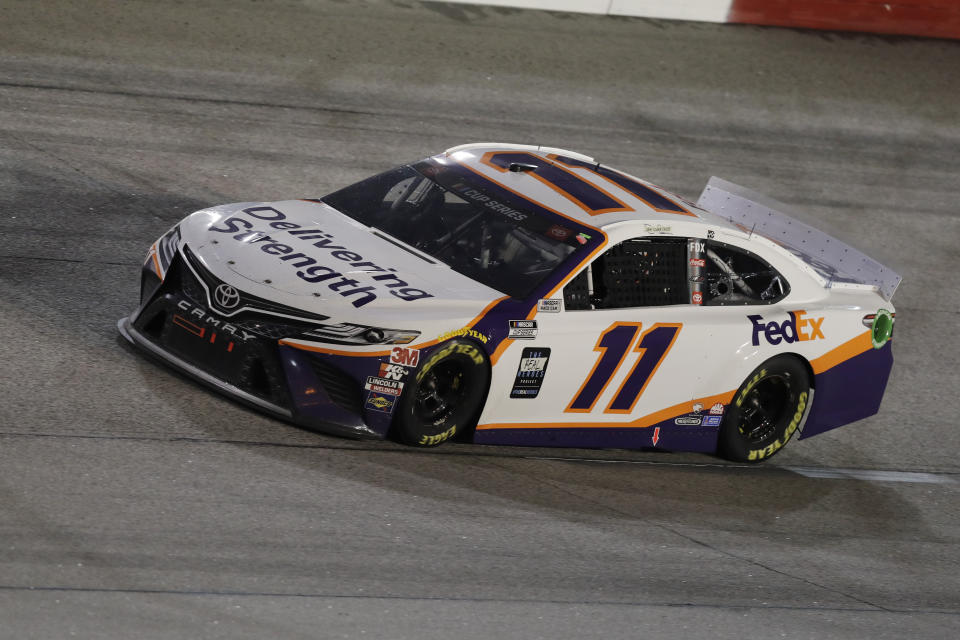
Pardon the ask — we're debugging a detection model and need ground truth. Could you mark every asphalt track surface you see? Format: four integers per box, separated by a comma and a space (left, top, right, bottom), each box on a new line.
1, 1, 959, 638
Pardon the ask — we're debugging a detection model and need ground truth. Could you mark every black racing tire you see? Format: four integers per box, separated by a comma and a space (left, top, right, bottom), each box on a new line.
718, 355, 812, 463
392, 339, 490, 447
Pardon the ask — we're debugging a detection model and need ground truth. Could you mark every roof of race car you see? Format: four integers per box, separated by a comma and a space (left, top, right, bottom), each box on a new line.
438, 143, 740, 234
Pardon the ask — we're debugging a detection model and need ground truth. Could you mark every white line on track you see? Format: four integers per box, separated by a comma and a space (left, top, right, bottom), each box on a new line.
782, 467, 956, 484
527, 457, 957, 484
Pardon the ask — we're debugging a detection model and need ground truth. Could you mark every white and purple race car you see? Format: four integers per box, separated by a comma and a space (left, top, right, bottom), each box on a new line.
119, 143, 899, 462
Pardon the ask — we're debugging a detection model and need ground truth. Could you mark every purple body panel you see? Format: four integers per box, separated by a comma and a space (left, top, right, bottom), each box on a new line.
473, 415, 720, 453
800, 341, 893, 439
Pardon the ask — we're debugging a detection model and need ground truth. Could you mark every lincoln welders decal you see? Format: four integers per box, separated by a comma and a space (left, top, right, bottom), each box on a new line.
364, 376, 403, 396
208, 206, 434, 307
510, 347, 551, 398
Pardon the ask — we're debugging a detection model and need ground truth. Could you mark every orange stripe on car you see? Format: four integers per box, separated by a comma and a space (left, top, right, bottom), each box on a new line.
810, 330, 873, 374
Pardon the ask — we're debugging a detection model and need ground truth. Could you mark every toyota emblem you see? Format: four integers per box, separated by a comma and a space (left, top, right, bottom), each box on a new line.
213, 283, 240, 310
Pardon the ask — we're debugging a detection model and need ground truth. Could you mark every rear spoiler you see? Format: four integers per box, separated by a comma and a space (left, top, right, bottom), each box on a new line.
697, 177, 901, 300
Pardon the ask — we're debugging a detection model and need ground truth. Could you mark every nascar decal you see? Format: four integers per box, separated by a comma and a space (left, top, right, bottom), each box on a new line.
208, 206, 433, 307
537, 299, 562, 313
510, 347, 550, 399
749, 311, 824, 346
508, 320, 537, 339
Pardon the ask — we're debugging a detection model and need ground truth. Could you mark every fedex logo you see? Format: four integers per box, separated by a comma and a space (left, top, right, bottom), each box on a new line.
749, 311, 824, 346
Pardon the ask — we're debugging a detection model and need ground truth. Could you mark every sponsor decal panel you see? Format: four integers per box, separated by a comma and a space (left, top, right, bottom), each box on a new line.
364, 392, 397, 414
674, 416, 702, 426
364, 376, 403, 396
702, 415, 722, 427
692, 291, 703, 305
208, 206, 434, 308
709, 402, 725, 415
508, 320, 538, 340
390, 346, 420, 367
749, 311, 825, 346
537, 299, 562, 313
510, 347, 551, 399
378, 362, 408, 381
644, 224, 671, 234
689, 258, 706, 268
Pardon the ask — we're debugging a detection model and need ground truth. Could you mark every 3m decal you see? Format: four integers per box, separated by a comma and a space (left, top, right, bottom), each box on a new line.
508, 320, 538, 340
749, 311, 825, 346
510, 347, 551, 399
390, 346, 420, 367
482, 151, 631, 216
537, 299, 562, 313
566, 323, 682, 414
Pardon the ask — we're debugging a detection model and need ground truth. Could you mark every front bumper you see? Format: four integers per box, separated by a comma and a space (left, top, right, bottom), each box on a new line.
119, 249, 386, 440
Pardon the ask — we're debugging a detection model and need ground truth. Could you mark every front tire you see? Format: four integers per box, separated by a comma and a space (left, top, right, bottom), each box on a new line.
392, 339, 490, 447
718, 355, 811, 463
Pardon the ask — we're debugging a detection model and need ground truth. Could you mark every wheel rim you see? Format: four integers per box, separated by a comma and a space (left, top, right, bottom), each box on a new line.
738, 373, 793, 444
414, 361, 466, 426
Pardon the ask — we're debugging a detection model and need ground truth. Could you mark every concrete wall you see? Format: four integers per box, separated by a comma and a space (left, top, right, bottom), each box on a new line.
440, 0, 960, 39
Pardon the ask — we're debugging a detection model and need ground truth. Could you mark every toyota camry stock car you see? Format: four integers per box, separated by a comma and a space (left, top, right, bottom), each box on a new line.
118, 143, 899, 462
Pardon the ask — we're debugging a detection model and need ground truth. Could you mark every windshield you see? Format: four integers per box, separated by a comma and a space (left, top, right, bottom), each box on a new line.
322, 164, 584, 298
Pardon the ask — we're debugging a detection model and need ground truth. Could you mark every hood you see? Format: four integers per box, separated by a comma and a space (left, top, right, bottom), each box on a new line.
178, 200, 502, 326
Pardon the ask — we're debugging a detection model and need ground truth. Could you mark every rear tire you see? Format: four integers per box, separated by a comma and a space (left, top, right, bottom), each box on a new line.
718, 355, 811, 463
392, 339, 490, 447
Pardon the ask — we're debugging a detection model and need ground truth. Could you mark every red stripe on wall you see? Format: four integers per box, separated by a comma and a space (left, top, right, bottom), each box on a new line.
729, 1, 960, 39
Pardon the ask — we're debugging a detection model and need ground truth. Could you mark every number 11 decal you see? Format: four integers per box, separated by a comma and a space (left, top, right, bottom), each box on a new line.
565, 322, 682, 414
